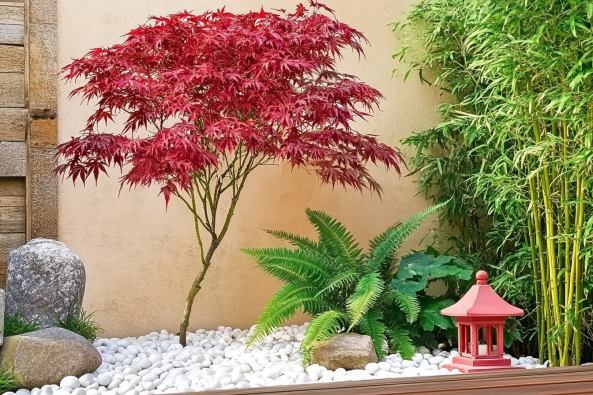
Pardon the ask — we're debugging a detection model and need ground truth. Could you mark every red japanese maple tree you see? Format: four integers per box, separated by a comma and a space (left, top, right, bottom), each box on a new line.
56, 2, 404, 345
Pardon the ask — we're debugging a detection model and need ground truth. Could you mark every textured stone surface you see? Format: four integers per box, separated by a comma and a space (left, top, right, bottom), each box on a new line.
29, 23, 57, 110
6, 239, 86, 327
30, 148, 58, 239
0, 328, 101, 389
0, 289, 5, 346
29, 0, 56, 24
0, 72, 25, 106
0, 45, 24, 73
0, 141, 26, 176
0, 108, 26, 140
311, 333, 379, 371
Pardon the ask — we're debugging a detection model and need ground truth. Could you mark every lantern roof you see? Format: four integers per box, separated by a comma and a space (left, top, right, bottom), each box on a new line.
441, 271, 524, 317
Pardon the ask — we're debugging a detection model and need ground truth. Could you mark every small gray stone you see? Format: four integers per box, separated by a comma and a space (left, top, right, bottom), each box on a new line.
311, 333, 378, 371
6, 239, 85, 328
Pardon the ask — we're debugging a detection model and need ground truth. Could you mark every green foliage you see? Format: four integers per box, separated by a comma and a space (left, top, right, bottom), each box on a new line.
246, 205, 470, 362
57, 310, 103, 342
4, 311, 40, 337
395, 0, 593, 364
0, 370, 18, 394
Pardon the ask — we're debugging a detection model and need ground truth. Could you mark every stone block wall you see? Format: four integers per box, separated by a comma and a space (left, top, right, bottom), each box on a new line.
0, 0, 57, 287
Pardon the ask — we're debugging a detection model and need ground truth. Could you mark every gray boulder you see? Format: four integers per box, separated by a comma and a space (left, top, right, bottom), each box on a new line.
0, 328, 102, 389
0, 289, 5, 346
6, 238, 85, 327
311, 333, 379, 370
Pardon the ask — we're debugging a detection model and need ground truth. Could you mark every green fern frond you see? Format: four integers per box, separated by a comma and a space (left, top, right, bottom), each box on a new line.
367, 202, 446, 272
306, 208, 362, 268
383, 288, 420, 323
302, 310, 347, 349
247, 282, 318, 346
242, 248, 331, 285
315, 271, 358, 298
265, 230, 320, 252
359, 309, 387, 359
388, 328, 416, 360
347, 272, 384, 329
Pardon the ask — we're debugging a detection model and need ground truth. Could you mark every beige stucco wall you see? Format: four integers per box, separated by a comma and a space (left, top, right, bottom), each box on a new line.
57, 0, 443, 338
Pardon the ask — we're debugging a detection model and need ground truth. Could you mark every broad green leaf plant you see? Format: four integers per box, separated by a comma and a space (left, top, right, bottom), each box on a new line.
244, 204, 471, 362
395, 0, 593, 365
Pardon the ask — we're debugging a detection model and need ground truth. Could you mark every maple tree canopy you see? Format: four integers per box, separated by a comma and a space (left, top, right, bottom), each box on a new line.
55, 2, 404, 204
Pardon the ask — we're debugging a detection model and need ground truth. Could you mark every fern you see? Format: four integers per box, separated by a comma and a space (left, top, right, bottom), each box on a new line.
347, 272, 384, 329
247, 206, 462, 363
383, 288, 420, 323
242, 248, 330, 285
388, 328, 416, 360
302, 310, 347, 350
247, 282, 319, 346
265, 230, 320, 252
315, 271, 358, 297
359, 309, 387, 359
367, 202, 446, 271
306, 208, 362, 268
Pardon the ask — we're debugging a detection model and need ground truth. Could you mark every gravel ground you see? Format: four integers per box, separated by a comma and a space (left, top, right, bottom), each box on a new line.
7, 324, 547, 395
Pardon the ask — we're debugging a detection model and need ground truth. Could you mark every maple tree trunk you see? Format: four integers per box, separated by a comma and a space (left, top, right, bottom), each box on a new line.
179, 259, 212, 347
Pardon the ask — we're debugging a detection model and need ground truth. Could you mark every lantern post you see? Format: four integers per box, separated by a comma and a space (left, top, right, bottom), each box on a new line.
441, 271, 525, 373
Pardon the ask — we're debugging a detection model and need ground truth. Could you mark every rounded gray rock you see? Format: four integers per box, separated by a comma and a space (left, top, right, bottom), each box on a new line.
6, 238, 85, 327
311, 333, 378, 371
0, 328, 102, 389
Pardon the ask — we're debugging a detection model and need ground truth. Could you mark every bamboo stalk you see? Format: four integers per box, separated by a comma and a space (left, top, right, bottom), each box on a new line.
527, 217, 545, 361
529, 176, 555, 365
534, 119, 564, 363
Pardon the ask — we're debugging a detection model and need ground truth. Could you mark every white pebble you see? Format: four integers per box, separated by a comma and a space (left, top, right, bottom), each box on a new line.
95, 375, 112, 387
365, 363, 380, 375
60, 377, 81, 389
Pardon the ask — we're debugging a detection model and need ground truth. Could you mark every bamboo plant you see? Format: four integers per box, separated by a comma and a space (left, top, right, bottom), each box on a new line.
395, 0, 593, 365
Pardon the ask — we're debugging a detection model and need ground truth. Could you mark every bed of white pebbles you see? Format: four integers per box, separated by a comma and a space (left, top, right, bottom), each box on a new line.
7, 323, 548, 395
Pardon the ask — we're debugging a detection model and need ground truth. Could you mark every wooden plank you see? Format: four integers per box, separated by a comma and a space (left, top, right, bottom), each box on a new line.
0, 196, 24, 206
30, 117, 57, 148
0, 206, 25, 233
0, 141, 26, 177
0, 177, 25, 196
0, 233, 24, 260
0, 4, 24, 24
0, 232, 24, 288
0, 45, 24, 73
0, 108, 25, 141
0, 23, 22, 45
191, 365, 593, 395
0, 72, 24, 106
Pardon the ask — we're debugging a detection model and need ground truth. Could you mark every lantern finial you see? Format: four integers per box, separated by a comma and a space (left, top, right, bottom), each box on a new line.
476, 270, 488, 285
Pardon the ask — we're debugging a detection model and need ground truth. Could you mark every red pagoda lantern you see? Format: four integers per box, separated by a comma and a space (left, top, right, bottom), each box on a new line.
441, 270, 524, 373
